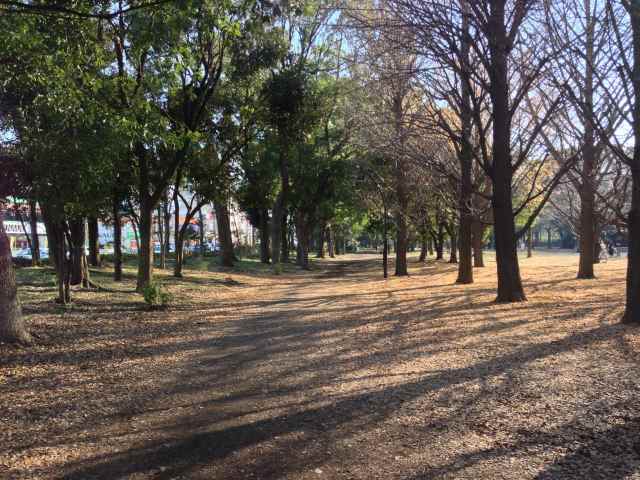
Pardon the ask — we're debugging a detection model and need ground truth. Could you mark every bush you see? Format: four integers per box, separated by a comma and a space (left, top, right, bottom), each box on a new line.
142, 282, 172, 308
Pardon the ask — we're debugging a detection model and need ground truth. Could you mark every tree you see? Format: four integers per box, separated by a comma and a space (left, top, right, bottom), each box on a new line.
390, 0, 573, 302
0, 153, 31, 344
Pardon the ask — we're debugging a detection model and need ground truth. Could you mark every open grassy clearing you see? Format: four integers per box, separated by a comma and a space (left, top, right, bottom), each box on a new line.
2, 251, 640, 479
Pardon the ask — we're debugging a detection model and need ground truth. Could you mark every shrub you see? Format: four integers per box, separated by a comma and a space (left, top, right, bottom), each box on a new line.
143, 282, 172, 308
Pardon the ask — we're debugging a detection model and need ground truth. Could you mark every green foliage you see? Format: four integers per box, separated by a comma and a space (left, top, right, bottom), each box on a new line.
262, 67, 322, 143
142, 282, 172, 308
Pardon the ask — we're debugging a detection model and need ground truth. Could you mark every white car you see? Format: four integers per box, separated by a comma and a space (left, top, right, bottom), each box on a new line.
12, 248, 49, 260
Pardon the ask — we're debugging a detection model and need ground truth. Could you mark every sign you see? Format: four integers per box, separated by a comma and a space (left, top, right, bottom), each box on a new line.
2, 220, 47, 236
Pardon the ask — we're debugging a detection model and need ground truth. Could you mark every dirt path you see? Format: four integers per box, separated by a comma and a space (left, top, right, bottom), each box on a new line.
2, 253, 640, 479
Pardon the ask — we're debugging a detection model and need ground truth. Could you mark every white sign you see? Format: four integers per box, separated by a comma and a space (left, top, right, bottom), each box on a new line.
2, 220, 47, 236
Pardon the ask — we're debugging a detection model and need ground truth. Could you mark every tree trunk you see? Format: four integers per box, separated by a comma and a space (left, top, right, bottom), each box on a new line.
43, 207, 70, 303
456, 209, 472, 280
157, 204, 166, 269
327, 225, 335, 258
383, 206, 388, 278
113, 197, 123, 282
271, 192, 284, 269
295, 212, 311, 270
296, 237, 303, 265
259, 209, 270, 264
456, 7, 473, 283
136, 199, 154, 292
163, 198, 171, 266
215, 200, 234, 267
419, 235, 427, 262
624, 167, 640, 323
621, 0, 640, 320
29, 200, 40, 266
16, 208, 33, 262
173, 187, 183, 277
433, 222, 445, 260
198, 209, 205, 256
69, 217, 89, 288
488, 1, 526, 302
493, 181, 526, 301
0, 207, 30, 344
281, 210, 289, 263
395, 209, 408, 276
449, 228, 458, 264
88, 216, 100, 267
316, 221, 326, 258
392, 81, 409, 277
472, 220, 485, 267
527, 228, 533, 258
577, 13, 597, 279
174, 231, 185, 277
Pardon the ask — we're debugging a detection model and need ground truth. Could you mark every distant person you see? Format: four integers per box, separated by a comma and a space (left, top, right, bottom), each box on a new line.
599, 241, 608, 262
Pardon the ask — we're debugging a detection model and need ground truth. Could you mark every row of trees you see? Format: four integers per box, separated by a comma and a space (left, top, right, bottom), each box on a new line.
1, 0, 640, 344
343, 0, 639, 320
0, 0, 361, 343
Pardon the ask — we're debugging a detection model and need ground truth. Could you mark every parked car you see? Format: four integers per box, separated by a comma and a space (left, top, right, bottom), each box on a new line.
12, 248, 49, 260
12, 248, 32, 259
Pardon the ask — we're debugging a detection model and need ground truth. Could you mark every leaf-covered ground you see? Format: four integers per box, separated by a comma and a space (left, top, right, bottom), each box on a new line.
2, 251, 640, 479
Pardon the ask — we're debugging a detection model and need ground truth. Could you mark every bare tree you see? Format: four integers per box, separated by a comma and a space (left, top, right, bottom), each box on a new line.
389, 0, 573, 302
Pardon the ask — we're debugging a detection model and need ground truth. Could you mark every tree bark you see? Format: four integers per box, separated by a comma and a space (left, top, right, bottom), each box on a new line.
259, 209, 270, 264
157, 204, 166, 269
68, 217, 89, 288
383, 206, 388, 278
281, 210, 289, 263
449, 227, 458, 264
488, 0, 526, 302
316, 221, 326, 258
198, 209, 205, 256
391, 81, 409, 277
472, 220, 485, 267
456, 5, 473, 283
28, 200, 40, 266
215, 200, 234, 267
136, 198, 154, 292
527, 228, 533, 258
295, 211, 311, 270
395, 208, 408, 276
43, 206, 70, 303
433, 222, 445, 260
419, 235, 427, 262
16, 208, 33, 263
327, 225, 335, 258
174, 231, 185, 277
271, 192, 284, 269
577, 9, 597, 279
88, 216, 100, 267
163, 198, 171, 266
625, 167, 640, 323
173, 186, 183, 277
0, 207, 30, 344
593, 228, 601, 264
113, 197, 123, 282
625, 7, 640, 323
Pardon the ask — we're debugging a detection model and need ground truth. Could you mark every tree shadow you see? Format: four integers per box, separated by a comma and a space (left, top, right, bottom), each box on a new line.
57, 319, 627, 480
